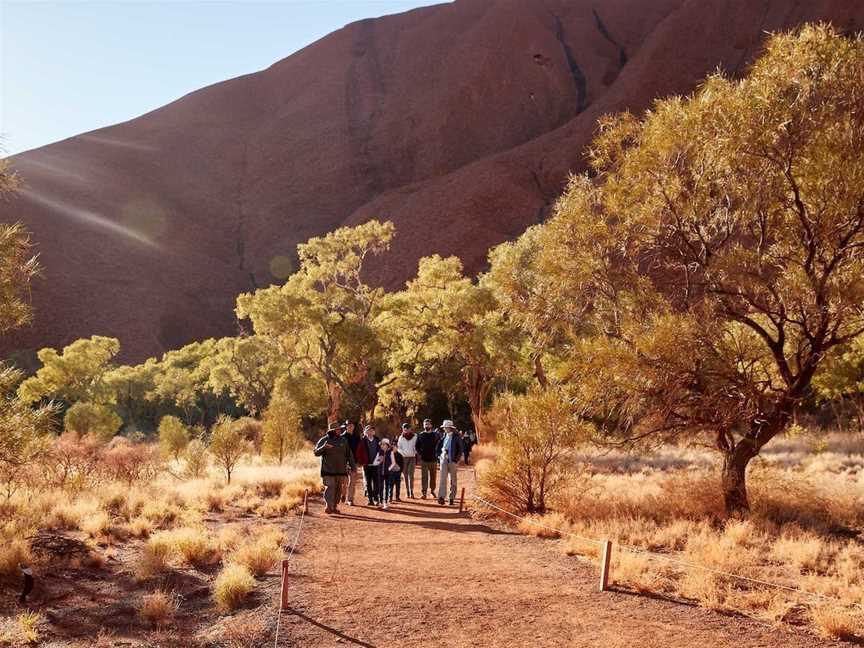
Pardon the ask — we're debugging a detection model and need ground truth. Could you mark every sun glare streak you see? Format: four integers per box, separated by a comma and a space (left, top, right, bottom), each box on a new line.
13, 157, 87, 183
77, 134, 157, 152
20, 188, 163, 250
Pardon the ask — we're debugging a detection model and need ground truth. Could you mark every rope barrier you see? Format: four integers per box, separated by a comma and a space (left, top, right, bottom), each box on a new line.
273, 496, 308, 648
470, 494, 864, 610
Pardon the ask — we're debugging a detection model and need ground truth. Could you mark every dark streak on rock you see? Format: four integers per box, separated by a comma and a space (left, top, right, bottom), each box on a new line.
551, 14, 588, 113
234, 140, 249, 272
592, 8, 628, 67
346, 19, 386, 195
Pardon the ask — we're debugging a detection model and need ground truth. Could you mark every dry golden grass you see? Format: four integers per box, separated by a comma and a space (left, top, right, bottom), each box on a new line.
0, 539, 30, 578
138, 534, 174, 579
483, 434, 864, 639
470, 443, 500, 464
612, 551, 663, 593
516, 512, 569, 539
146, 527, 220, 568
139, 590, 179, 627
16, 611, 43, 645
810, 605, 861, 640
229, 529, 284, 576
213, 563, 256, 613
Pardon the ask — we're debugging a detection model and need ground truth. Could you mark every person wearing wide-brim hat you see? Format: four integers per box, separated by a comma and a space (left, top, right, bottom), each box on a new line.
313, 421, 355, 514
435, 420, 464, 505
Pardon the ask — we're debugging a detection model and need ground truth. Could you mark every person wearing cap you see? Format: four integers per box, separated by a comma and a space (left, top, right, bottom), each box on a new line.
313, 421, 356, 514
341, 420, 361, 506
353, 423, 382, 506
435, 420, 464, 505
396, 423, 418, 498
416, 418, 439, 499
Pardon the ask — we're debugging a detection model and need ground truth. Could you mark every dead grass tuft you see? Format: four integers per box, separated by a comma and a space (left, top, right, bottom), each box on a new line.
213, 563, 256, 613
139, 590, 179, 627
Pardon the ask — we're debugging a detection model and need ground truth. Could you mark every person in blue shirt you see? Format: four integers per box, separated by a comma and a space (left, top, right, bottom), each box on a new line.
435, 420, 464, 505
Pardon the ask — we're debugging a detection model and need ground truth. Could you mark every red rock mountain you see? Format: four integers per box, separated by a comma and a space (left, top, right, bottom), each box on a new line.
3, 0, 862, 362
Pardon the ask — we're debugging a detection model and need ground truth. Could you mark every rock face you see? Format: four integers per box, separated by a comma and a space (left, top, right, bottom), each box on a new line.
3, 0, 862, 362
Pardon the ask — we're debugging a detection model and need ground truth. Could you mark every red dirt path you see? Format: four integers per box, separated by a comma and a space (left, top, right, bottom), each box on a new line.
274, 467, 835, 648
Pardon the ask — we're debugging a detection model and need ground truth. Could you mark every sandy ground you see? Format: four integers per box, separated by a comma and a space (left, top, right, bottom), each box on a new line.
274, 467, 836, 648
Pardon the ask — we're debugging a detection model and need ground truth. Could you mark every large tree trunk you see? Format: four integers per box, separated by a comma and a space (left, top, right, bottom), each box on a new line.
464, 366, 492, 442
721, 441, 758, 516
326, 381, 342, 424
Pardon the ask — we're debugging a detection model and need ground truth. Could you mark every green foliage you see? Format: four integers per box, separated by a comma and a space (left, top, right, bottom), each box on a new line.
158, 415, 189, 461
64, 401, 122, 442
237, 220, 395, 420
261, 398, 305, 464
487, 24, 864, 512
813, 337, 864, 431
481, 387, 590, 513
208, 416, 249, 484
182, 439, 209, 479
233, 416, 263, 454
384, 255, 525, 437
145, 340, 220, 425
0, 222, 40, 337
18, 336, 120, 405
208, 336, 282, 416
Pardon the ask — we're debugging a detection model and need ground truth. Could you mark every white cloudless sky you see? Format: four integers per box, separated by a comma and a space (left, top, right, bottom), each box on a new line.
0, 0, 444, 155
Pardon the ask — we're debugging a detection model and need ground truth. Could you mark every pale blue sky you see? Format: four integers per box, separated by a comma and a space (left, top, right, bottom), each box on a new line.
0, 0, 443, 155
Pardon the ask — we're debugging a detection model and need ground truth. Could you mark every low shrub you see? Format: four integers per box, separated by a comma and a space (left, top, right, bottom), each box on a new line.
139, 590, 179, 627
16, 611, 43, 645
230, 531, 283, 576
810, 605, 861, 640
213, 563, 256, 613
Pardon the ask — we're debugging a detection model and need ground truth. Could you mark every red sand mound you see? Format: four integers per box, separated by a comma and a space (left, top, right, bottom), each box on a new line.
3, 0, 862, 361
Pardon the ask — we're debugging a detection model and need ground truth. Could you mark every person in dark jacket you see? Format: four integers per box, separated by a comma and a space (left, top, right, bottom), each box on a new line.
377, 438, 403, 509
341, 420, 361, 506
313, 422, 355, 514
416, 418, 440, 499
435, 420, 464, 505
463, 428, 477, 464
354, 423, 382, 506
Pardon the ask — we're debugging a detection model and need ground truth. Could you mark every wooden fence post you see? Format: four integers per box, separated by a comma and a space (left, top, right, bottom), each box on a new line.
303, 488, 309, 514
458, 487, 466, 513
280, 559, 290, 609
599, 540, 613, 592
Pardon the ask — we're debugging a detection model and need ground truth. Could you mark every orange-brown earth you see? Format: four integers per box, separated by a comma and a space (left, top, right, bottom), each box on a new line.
0, 469, 844, 646
276, 468, 835, 648
3, 0, 863, 362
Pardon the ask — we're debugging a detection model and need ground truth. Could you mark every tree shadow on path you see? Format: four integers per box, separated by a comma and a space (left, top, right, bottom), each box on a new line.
334, 513, 518, 536
283, 608, 377, 647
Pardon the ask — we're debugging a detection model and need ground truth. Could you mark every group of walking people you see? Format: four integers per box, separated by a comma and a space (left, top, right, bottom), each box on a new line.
313, 418, 477, 514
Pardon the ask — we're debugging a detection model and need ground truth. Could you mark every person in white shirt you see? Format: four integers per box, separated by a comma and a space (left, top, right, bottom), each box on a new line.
396, 423, 418, 498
